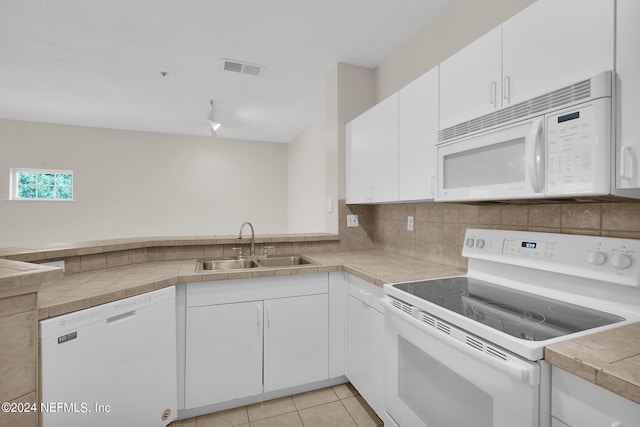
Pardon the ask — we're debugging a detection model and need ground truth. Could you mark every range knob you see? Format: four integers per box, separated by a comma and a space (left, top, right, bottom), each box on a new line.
610, 252, 632, 269
465, 238, 475, 247
587, 250, 607, 266
475, 239, 485, 248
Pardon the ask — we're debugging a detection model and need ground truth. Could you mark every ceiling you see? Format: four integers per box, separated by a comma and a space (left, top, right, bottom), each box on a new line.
0, 0, 448, 143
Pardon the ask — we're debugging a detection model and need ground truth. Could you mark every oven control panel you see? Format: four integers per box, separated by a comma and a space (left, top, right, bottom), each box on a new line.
462, 228, 640, 288
502, 238, 556, 259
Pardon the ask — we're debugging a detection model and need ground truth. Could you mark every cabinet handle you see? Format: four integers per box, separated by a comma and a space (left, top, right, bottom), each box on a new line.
266, 304, 271, 327
257, 305, 261, 328
503, 75, 511, 104
620, 145, 634, 180
490, 81, 497, 107
359, 289, 373, 297
430, 176, 435, 196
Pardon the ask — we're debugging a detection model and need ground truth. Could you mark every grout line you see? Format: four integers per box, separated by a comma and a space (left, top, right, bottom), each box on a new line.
338, 398, 360, 427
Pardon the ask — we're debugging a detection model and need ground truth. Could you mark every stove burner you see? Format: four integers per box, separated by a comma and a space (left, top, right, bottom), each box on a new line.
407, 282, 466, 297
548, 304, 604, 321
470, 303, 546, 325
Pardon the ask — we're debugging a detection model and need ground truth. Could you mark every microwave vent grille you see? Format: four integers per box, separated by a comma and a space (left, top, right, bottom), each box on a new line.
438, 77, 592, 143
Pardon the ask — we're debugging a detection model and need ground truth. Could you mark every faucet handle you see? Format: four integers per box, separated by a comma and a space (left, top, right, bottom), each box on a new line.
263, 246, 275, 256
232, 247, 244, 259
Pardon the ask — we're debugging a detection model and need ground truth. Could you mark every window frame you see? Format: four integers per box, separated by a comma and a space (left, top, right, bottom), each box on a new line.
9, 168, 75, 201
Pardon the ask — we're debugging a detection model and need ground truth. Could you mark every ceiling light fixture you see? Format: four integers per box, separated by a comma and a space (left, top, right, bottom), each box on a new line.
208, 100, 221, 137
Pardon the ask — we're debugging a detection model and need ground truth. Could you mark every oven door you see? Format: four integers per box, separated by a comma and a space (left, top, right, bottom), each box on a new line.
436, 117, 544, 202
383, 299, 544, 427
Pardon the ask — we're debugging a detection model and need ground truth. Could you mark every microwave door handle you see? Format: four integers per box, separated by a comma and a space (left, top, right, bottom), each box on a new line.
526, 119, 544, 193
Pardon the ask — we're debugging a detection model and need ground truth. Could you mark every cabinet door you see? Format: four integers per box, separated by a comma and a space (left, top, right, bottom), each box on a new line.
370, 92, 399, 202
502, 0, 614, 106
399, 67, 438, 201
346, 113, 371, 203
439, 26, 502, 129
185, 301, 263, 408
347, 295, 384, 419
616, 0, 640, 190
551, 366, 640, 427
328, 272, 348, 378
263, 294, 329, 392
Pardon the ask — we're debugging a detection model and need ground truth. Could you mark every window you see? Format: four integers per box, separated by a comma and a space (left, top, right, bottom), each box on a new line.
10, 168, 74, 200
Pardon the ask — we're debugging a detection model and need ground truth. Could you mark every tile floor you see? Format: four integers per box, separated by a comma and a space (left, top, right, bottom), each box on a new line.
169, 383, 383, 427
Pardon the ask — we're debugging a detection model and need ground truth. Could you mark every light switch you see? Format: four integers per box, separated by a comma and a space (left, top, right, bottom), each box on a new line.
347, 215, 359, 227
407, 216, 414, 231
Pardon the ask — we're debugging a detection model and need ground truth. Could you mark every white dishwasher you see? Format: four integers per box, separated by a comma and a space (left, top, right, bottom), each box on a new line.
40, 286, 177, 427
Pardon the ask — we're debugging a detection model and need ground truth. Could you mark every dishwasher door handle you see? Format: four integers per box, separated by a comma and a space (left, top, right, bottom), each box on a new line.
106, 310, 136, 326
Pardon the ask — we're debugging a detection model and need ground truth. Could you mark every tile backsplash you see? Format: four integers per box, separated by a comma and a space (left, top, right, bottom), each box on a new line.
340, 200, 640, 270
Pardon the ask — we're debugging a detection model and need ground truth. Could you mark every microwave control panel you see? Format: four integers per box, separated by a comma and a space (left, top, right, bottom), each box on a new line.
546, 98, 611, 196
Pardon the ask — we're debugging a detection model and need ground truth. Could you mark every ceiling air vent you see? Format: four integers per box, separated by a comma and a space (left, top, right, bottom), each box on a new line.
223, 59, 264, 76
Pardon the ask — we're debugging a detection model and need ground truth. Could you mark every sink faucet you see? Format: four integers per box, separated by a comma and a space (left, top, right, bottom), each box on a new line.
238, 222, 255, 257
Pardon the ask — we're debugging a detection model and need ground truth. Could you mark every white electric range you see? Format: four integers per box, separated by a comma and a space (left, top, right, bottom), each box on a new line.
383, 228, 640, 427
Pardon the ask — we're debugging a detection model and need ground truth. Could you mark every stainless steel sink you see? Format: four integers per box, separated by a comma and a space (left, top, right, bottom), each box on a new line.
196, 254, 317, 272
255, 255, 317, 267
198, 258, 259, 271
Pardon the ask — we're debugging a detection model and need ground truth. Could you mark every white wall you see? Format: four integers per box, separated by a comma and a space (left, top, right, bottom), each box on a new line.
287, 114, 325, 233
375, 0, 535, 100
335, 64, 376, 200
0, 119, 288, 246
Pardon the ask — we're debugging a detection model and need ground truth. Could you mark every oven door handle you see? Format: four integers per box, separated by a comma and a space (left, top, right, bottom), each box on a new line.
382, 300, 539, 386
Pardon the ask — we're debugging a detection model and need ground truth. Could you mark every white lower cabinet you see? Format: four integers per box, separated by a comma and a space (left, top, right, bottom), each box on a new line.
184, 274, 329, 410
346, 275, 385, 420
185, 301, 263, 408
551, 366, 640, 427
263, 294, 328, 392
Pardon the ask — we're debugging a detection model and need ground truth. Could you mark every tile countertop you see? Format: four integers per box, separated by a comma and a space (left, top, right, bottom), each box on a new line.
36, 250, 464, 320
545, 323, 640, 405
17, 247, 640, 406
0, 258, 63, 298
0, 233, 340, 262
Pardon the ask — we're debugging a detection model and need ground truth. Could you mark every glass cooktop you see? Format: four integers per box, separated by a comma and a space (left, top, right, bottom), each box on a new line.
392, 276, 625, 341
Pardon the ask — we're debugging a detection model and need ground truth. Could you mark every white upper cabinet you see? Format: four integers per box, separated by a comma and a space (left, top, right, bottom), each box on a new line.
399, 67, 439, 200
345, 93, 399, 203
345, 114, 371, 204
440, 0, 614, 130
439, 26, 502, 129
502, 0, 614, 106
369, 93, 399, 202
615, 0, 640, 191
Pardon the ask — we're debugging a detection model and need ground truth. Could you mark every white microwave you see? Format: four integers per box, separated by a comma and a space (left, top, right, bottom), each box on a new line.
436, 72, 612, 202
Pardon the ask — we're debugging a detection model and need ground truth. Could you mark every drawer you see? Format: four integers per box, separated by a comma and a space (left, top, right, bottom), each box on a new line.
186, 273, 328, 307
348, 274, 383, 313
